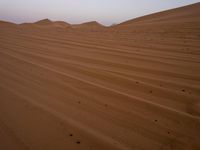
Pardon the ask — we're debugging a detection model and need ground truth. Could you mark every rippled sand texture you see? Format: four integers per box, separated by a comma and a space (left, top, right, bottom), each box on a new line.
0, 3, 200, 150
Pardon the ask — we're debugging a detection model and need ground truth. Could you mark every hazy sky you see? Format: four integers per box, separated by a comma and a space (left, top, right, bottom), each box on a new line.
0, 0, 199, 25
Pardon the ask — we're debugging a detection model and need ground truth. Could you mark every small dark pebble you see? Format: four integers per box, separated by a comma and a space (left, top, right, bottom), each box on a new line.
149, 90, 153, 93
69, 134, 73, 137
76, 141, 81, 144
78, 101, 81, 104
182, 89, 185, 92
154, 120, 158, 122
167, 131, 170, 134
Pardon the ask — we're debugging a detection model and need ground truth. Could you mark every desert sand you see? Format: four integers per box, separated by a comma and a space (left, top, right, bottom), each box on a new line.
0, 2, 200, 150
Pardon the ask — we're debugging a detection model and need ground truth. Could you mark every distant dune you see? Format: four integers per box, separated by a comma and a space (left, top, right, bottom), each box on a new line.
71, 21, 105, 31
20, 19, 71, 28
0, 20, 17, 28
0, 2, 200, 150
53, 21, 71, 28
35, 18, 53, 25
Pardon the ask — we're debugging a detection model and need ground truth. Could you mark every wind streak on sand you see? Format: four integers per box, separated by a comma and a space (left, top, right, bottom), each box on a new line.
0, 2, 200, 150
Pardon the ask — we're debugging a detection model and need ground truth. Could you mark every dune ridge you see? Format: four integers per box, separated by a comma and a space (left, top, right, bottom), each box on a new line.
20, 19, 70, 28
0, 2, 200, 150
118, 2, 200, 26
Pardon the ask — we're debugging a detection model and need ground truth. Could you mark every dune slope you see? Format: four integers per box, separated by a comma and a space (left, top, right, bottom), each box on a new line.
0, 2, 200, 150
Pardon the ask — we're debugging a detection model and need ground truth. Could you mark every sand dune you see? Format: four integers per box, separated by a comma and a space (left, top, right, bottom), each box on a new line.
0, 2, 200, 150
118, 2, 200, 26
72, 21, 105, 31
20, 19, 70, 28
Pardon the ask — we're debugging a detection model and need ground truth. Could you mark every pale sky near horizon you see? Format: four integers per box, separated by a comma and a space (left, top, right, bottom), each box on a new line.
0, 0, 199, 25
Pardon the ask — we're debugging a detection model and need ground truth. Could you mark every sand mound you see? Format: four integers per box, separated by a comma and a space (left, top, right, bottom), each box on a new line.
117, 2, 200, 26
72, 21, 105, 30
20, 19, 70, 28
0, 2, 200, 150
0, 20, 17, 28
81, 21, 103, 27
53, 21, 71, 28
35, 19, 53, 25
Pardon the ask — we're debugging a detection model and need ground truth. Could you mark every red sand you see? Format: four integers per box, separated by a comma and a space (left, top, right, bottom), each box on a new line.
0, 3, 200, 150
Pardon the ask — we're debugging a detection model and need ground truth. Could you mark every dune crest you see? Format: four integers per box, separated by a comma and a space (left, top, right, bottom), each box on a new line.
72, 21, 105, 30
19, 19, 70, 28
81, 21, 103, 26
0, 20, 17, 28
117, 2, 200, 26
35, 18, 53, 25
